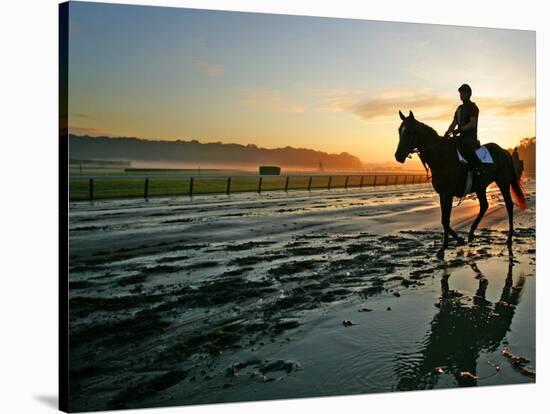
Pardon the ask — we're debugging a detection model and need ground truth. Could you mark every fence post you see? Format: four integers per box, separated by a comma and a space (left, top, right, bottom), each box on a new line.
384, 175, 389, 186
89, 178, 94, 201
395, 175, 399, 185
258, 176, 262, 193
359, 175, 364, 188
284, 176, 290, 192
189, 177, 194, 196
308, 176, 312, 191
144, 178, 149, 199
328, 176, 332, 190
226, 177, 231, 195
344, 175, 349, 189
373, 175, 378, 186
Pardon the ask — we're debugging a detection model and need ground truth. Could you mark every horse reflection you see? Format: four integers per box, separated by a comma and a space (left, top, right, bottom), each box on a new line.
394, 258, 525, 390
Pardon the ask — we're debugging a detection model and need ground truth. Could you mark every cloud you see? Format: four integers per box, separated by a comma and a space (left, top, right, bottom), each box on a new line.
308, 87, 366, 113
351, 89, 454, 122
192, 59, 224, 78
475, 97, 535, 117
320, 88, 536, 123
70, 113, 93, 120
238, 88, 304, 113
69, 125, 113, 136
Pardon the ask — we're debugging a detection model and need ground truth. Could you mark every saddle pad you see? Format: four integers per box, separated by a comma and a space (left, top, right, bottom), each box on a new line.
457, 145, 494, 164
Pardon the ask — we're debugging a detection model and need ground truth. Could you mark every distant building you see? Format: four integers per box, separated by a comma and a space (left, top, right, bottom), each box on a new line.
259, 165, 281, 175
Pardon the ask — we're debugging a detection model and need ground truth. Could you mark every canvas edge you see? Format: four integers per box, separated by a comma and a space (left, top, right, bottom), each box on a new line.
59, 1, 70, 412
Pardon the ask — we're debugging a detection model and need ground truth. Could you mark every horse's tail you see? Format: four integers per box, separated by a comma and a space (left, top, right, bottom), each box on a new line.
510, 163, 527, 211
490, 142, 528, 211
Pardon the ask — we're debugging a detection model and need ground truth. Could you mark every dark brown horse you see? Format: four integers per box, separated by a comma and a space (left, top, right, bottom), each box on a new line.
395, 110, 526, 257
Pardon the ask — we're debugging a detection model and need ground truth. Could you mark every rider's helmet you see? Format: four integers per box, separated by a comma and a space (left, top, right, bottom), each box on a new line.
458, 83, 472, 95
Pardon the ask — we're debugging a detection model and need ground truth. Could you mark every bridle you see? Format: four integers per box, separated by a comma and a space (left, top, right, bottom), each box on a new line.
406, 140, 439, 181
399, 121, 443, 181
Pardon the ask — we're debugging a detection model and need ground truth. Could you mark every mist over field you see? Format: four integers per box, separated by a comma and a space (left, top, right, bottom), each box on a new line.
69, 134, 366, 171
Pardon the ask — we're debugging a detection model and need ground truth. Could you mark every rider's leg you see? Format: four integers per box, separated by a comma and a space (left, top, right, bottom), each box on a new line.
459, 137, 482, 174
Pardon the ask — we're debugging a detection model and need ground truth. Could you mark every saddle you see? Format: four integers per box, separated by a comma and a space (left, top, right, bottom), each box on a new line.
453, 142, 494, 197
457, 145, 494, 164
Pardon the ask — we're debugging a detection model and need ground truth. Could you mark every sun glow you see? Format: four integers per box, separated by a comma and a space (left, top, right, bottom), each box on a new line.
68, 3, 535, 165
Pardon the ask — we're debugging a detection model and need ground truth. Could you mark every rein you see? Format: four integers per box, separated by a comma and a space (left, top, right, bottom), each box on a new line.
411, 137, 469, 207
409, 141, 439, 181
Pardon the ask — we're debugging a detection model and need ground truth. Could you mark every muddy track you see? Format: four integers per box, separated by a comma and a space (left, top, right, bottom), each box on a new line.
67, 181, 535, 411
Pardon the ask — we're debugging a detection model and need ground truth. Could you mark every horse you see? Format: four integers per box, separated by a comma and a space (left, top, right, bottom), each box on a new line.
394, 110, 526, 257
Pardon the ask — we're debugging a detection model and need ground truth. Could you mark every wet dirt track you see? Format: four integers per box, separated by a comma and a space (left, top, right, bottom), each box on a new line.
68, 180, 536, 412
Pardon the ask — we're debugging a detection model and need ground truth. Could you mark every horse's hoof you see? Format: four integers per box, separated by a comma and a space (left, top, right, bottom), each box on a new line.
468, 234, 475, 243
437, 248, 446, 259
456, 237, 466, 246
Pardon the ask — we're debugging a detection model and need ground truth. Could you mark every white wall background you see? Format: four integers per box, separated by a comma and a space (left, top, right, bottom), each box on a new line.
0, 0, 546, 413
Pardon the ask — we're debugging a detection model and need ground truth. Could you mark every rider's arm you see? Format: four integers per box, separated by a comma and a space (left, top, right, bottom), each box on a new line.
445, 112, 458, 136
460, 115, 478, 132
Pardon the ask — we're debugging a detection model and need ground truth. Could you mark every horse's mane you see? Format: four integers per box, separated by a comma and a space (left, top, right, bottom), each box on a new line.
415, 120, 443, 141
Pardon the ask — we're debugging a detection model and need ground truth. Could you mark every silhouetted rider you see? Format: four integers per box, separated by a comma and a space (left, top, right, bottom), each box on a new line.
444, 84, 481, 175
512, 147, 522, 178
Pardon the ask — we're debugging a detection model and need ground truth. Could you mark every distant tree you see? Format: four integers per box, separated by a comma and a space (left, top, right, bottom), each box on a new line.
68, 134, 364, 170
508, 137, 535, 176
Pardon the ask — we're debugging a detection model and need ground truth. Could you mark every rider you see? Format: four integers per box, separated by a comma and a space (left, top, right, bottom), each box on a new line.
444, 84, 482, 175
512, 147, 522, 177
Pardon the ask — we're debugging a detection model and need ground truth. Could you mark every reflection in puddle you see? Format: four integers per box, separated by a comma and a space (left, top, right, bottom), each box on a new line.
394, 253, 534, 390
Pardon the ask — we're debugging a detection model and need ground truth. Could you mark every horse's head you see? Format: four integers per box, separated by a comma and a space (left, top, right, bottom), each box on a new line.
395, 110, 418, 163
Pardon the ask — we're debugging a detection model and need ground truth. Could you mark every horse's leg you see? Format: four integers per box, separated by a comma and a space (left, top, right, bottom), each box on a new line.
497, 181, 514, 245
438, 193, 452, 257
448, 226, 464, 244
443, 196, 464, 244
468, 188, 489, 243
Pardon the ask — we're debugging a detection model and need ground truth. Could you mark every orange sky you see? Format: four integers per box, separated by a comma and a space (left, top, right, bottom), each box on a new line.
68, 3, 535, 165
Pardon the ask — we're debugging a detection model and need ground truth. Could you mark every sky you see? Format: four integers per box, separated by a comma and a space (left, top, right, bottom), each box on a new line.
67, 1, 536, 164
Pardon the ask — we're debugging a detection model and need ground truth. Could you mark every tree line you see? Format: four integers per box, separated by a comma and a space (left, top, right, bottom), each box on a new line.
69, 134, 364, 170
